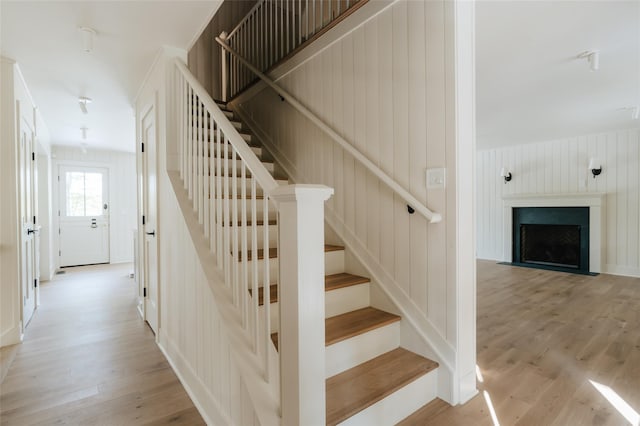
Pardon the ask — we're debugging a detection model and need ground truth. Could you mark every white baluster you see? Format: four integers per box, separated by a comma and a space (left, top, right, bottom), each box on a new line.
216, 125, 223, 267
241, 163, 249, 329
223, 134, 231, 288
262, 195, 271, 380
220, 32, 228, 103
251, 177, 258, 352
232, 144, 239, 306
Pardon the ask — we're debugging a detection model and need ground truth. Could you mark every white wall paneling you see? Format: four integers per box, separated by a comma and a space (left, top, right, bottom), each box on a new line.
232, 0, 477, 403
52, 147, 137, 266
477, 128, 640, 277
135, 49, 279, 425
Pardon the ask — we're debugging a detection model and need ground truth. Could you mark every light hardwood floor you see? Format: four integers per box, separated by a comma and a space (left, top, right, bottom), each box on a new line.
0, 263, 204, 426
400, 260, 640, 425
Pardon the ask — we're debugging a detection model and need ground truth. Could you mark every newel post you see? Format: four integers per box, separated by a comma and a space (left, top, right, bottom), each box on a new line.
270, 184, 334, 426
219, 31, 228, 102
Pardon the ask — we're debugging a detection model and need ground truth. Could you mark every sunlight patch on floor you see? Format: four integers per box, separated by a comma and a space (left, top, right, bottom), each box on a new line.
483, 390, 500, 426
590, 380, 639, 426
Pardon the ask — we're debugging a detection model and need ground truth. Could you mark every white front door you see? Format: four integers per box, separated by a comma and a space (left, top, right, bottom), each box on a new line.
59, 166, 110, 267
142, 106, 159, 334
19, 118, 37, 326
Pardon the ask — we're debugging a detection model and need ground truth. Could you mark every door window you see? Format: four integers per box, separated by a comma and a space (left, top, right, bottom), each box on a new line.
65, 171, 104, 217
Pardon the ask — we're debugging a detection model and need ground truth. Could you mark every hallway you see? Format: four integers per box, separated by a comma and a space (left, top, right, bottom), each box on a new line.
0, 264, 203, 425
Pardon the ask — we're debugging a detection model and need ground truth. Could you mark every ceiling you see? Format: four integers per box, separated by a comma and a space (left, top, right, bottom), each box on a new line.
1, 1, 638, 152
476, 1, 640, 149
0, 1, 221, 153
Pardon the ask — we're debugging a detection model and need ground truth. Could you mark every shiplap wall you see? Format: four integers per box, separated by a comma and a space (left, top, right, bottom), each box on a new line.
52, 147, 137, 265
477, 128, 640, 277
136, 52, 275, 424
240, 0, 455, 351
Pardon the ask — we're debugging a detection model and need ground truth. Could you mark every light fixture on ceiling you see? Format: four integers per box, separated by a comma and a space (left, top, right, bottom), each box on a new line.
79, 97, 92, 114
81, 127, 88, 140
78, 27, 96, 53
588, 158, 602, 179
500, 167, 512, 184
617, 106, 639, 120
577, 50, 599, 71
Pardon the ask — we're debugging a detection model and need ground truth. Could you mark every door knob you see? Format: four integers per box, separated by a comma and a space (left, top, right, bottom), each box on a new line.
27, 229, 35, 235
146, 231, 156, 237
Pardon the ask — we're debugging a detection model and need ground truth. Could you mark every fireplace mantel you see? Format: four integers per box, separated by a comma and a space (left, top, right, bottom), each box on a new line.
503, 193, 606, 273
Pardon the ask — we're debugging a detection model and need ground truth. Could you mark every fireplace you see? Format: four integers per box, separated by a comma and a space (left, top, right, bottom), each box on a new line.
512, 207, 590, 273
502, 193, 605, 274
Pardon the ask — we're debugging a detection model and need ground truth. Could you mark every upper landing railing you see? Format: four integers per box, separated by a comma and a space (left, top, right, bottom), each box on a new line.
223, 0, 368, 100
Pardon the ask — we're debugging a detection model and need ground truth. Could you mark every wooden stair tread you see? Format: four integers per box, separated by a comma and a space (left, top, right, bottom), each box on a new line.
325, 307, 400, 346
238, 244, 342, 261
271, 307, 399, 350
326, 348, 439, 426
252, 273, 369, 305
325, 273, 369, 291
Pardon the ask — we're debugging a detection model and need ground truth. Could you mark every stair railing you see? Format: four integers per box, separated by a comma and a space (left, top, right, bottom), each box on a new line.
222, 0, 368, 100
173, 59, 332, 425
215, 38, 443, 224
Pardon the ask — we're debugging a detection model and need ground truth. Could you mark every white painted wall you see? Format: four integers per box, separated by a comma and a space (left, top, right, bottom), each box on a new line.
52, 147, 137, 266
1, 58, 51, 346
233, 0, 476, 403
476, 128, 640, 277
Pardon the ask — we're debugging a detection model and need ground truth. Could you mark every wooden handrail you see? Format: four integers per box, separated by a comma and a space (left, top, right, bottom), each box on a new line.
175, 60, 280, 196
215, 37, 443, 224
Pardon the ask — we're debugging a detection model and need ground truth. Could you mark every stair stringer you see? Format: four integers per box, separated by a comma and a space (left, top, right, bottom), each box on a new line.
164, 171, 281, 426
234, 104, 458, 404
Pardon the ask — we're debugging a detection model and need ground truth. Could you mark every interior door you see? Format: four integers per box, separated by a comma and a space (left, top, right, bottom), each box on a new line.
19, 117, 37, 326
142, 105, 159, 334
59, 166, 110, 267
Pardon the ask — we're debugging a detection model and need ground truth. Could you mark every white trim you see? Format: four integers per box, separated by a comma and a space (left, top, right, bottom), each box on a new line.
502, 193, 606, 273
185, 3, 224, 52
0, 324, 23, 348
158, 331, 230, 426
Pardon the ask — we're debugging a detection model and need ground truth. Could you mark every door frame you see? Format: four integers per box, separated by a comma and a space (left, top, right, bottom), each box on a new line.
52, 160, 112, 271
57, 164, 111, 267
137, 93, 160, 335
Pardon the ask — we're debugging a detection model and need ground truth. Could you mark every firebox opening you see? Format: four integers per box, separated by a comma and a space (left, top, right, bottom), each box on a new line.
520, 224, 581, 269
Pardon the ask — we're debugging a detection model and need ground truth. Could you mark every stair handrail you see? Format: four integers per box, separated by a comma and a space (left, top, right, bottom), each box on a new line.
215, 37, 443, 224
175, 59, 280, 195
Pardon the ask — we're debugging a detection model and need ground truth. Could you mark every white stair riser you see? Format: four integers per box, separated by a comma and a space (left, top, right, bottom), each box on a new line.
257, 281, 372, 333
206, 159, 275, 175
338, 368, 438, 426
209, 142, 260, 157
235, 249, 345, 288
325, 283, 370, 318
325, 322, 400, 378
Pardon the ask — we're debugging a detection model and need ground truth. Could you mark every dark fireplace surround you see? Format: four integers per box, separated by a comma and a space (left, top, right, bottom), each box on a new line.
512, 207, 590, 274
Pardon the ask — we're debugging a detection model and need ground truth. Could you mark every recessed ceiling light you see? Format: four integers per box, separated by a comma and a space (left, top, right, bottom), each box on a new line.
79, 96, 92, 114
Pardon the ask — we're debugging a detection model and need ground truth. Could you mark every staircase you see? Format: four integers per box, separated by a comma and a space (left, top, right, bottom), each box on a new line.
210, 100, 440, 425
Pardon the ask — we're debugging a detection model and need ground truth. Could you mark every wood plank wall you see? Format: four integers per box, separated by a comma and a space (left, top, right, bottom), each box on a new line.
477, 128, 640, 277
240, 0, 454, 344
188, 0, 257, 99
52, 146, 137, 265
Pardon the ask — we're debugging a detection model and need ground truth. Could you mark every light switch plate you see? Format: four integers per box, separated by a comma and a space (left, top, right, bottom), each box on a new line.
426, 168, 446, 189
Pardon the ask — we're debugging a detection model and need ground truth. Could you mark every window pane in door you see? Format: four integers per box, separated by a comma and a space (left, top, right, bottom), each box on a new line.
66, 172, 85, 216
85, 173, 103, 216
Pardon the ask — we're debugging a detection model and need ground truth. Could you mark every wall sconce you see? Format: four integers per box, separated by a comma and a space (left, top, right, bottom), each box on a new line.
578, 50, 599, 71
500, 167, 512, 183
588, 158, 602, 178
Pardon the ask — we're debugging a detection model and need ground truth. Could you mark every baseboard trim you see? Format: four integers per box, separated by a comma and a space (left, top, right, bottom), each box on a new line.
0, 324, 22, 348
604, 264, 640, 278
158, 331, 231, 426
